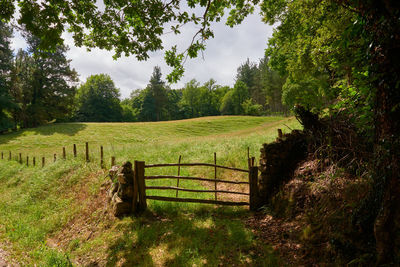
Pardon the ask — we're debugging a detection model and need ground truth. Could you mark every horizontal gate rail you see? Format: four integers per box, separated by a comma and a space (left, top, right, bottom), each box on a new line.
146, 186, 249, 195
146, 196, 249, 206
145, 175, 249, 185
144, 162, 249, 173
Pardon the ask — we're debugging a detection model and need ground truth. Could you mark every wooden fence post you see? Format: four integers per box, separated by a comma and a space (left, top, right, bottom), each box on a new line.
26, 156, 29, 166
278, 128, 283, 139
19, 153, 22, 164
249, 166, 260, 211
247, 147, 250, 168
63, 147, 66, 159
214, 152, 217, 201
111, 156, 115, 167
100, 146, 104, 168
176, 155, 182, 197
33, 157, 36, 167
73, 144, 77, 157
9, 151, 11, 160
135, 160, 147, 211
251, 157, 255, 167
132, 160, 139, 214
85, 142, 89, 162
1, 152, 3, 159
54, 154, 57, 162
42, 157, 45, 167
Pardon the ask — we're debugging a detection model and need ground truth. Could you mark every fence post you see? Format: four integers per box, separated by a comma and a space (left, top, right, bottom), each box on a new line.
42, 157, 45, 167
73, 144, 77, 157
277, 128, 283, 139
63, 147, 66, 159
85, 142, 89, 162
26, 156, 29, 166
9, 151, 11, 160
100, 146, 104, 168
132, 160, 139, 214
247, 147, 252, 168
111, 156, 115, 167
176, 155, 182, 197
1, 152, 3, 159
135, 160, 147, 211
251, 157, 255, 167
249, 166, 260, 211
19, 153, 22, 164
33, 157, 36, 167
214, 152, 217, 201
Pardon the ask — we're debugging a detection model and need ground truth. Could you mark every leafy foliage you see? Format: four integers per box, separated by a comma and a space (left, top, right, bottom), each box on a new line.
0, 21, 15, 132
75, 74, 122, 122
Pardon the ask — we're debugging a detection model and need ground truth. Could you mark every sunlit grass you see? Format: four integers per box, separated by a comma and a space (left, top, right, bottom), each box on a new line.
0, 116, 301, 265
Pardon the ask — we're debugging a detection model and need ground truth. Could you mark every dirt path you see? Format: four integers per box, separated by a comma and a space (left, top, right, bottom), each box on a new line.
0, 247, 10, 267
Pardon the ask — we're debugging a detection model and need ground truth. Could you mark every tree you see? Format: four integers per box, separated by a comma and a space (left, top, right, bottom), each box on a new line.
231, 80, 249, 114
132, 67, 168, 121
0, 21, 16, 132
220, 90, 234, 115
241, 99, 262, 116
199, 79, 223, 116
148, 66, 167, 121
181, 79, 201, 118
8, 33, 79, 128
9, 49, 33, 129
165, 89, 184, 120
75, 74, 122, 122
256, 56, 286, 113
236, 59, 263, 105
120, 98, 138, 122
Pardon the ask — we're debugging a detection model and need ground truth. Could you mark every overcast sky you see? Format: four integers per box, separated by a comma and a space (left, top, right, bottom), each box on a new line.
10, 11, 274, 99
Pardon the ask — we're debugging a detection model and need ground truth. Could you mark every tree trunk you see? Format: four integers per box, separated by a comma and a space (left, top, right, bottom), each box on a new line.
369, 1, 400, 262
373, 82, 400, 264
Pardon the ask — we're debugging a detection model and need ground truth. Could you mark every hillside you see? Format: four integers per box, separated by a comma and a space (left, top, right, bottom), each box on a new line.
0, 116, 300, 266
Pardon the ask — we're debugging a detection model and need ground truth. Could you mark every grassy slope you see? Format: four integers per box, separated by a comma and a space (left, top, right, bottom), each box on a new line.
0, 116, 301, 266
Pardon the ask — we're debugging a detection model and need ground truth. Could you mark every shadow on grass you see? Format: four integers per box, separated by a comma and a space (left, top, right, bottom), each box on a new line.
0, 123, 87, 144
106, 204, 279, 266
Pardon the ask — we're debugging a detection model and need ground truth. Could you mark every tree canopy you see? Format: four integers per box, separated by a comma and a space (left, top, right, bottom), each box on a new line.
0, 0, 258, 82
0, 21, 15, 132
75, 74, 122, 122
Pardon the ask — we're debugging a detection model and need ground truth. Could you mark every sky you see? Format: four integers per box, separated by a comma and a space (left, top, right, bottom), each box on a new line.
10, 10, 275, 99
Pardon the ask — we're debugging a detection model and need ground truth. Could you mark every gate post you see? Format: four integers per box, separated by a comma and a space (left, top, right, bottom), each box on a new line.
135, 160, 147, 212
249, 166, 260, 211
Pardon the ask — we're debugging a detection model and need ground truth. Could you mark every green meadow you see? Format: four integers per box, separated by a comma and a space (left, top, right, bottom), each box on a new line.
0, 116, 301, 266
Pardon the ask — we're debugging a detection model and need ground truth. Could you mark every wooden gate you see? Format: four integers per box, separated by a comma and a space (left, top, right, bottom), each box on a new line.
132, 160, 260, 213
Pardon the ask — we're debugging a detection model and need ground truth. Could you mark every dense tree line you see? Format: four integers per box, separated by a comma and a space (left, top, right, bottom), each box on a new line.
70, 58, 288, 123
118, 59, 287, 123
0, 22, 288, 129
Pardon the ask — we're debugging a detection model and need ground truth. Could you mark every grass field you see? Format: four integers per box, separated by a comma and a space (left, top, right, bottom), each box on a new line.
0, 116, 301, 266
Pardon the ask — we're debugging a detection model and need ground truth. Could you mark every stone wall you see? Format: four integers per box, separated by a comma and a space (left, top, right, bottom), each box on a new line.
107, 161, 135, 217
258, 130, 308, 205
